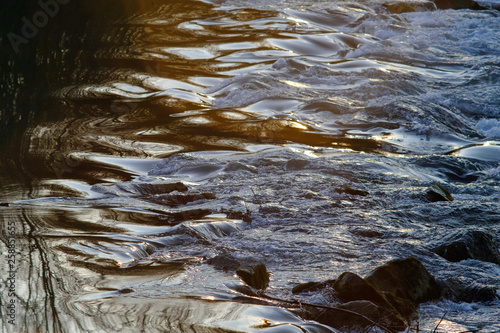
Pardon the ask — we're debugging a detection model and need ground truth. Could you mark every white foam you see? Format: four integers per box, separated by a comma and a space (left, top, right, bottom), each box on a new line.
476, 118, 500, 138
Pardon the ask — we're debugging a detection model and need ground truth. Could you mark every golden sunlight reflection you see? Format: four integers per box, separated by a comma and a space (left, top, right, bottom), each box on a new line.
287, 120, 309, 130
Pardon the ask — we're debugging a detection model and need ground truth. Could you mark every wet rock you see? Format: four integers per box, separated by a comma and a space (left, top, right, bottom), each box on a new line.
234, 284, 261, 297
160, 192, 216, 207
349, 227, 383, 238
433, 0, 487, 10
292, 257, 441, 330
133, 182, 188, 194
335, 186, 369, 197
118, 288, 135, 294
425, 184, 454, 202
333, 272, 396, 313
224, 161, 257, 173
236, 262, 270, 291
365, 257, 442, 305
292, 279, 336, 294
285, 159, 309, 171
171, 208, 212, 222
382, 292, 418, 322
223, 209, 252, 223
206, 253, 241, 271
383, 0, 436, 13
461, 286, 498, 303
207, 254, 270, 290
312, 300, 407, 332
444, 281, 499, 303
432, 230, 500, 264
384, 2, 417, 12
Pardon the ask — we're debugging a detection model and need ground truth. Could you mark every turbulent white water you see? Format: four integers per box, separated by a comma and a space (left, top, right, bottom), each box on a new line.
5, 0, 500, 332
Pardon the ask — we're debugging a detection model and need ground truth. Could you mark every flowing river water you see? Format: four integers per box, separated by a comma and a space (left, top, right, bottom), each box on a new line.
1, 0, 500, 332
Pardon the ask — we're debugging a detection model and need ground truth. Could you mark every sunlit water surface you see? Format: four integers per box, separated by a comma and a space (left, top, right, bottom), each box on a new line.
1, 0, 499, 332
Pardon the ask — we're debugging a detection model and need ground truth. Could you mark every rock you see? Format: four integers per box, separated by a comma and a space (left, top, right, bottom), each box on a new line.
335, 187, 369, 197
171, 208, 212, 222
384, 2, 417, 12
236, 262, 270, 290
285, 159, 309, 171
425, 184, 454, 202
333, 272, 396, 313
349, 227, 383, 238
234, 284, 261, 297
118, 288, 135, 294
382, 292, 418, 322
383, 0, 437, 13
433, 0, 487, 10
291, 257, 441, 330
432, 230, 500, 264
449, 283, 499, 303
223, 209, 252, 223
459, 285, 498, 303
312, 300, 407, 332
206, 253, 241, 271
207, 254, 270, 290
135, 182, 188, 194
161, 192, 216, 207
292, 279, 336, 294
365, 257, 442, 305
224, 162, 257, 173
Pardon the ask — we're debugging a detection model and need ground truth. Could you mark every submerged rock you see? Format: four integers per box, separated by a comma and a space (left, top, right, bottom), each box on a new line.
365, 257, 442, 305
443, 279, 499, 303
335, 186, 369, 197
207, 253, 270, 290
349, 227, 383, 238
285, 159, 309, 171
425, 184, 454, 202
433, 230, 500, 264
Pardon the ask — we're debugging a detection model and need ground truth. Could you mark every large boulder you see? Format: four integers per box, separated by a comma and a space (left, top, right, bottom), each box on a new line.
292, 257, 441, 331
333, 272, 396, 313
365, 257, 442, 305
381, 292, 418, 322
432, 230, 500, 264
